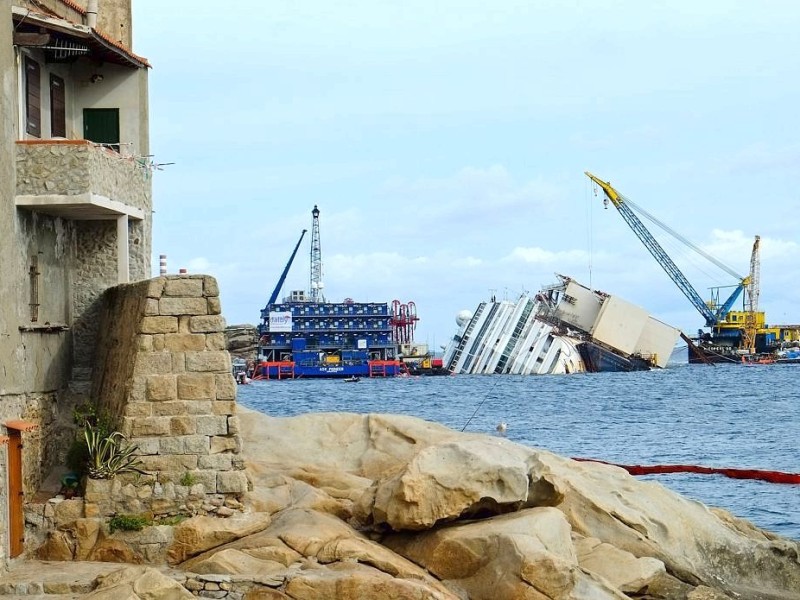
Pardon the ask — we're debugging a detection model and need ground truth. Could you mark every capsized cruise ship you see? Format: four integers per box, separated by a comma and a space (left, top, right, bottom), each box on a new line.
443, 275, 680, 375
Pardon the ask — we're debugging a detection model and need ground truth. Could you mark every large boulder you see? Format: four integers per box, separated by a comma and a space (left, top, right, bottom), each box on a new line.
182, 507, 457, 598
225, 324, 258, 361
86, 566, 192, 599
167, 512, 273, 564
236, 407, 800, 599
385, 507, 632, 599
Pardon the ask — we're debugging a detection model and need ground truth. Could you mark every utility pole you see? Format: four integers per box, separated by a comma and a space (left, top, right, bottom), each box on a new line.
309, 205, 325, 302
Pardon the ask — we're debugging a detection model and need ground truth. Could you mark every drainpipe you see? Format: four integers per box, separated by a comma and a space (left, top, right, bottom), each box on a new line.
86, 0, 98, 29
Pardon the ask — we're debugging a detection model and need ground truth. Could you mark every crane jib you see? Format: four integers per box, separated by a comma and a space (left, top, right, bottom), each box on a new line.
585, 171, 747, 328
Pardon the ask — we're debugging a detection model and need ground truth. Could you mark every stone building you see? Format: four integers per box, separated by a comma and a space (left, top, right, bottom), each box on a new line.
1, 0, 151, 566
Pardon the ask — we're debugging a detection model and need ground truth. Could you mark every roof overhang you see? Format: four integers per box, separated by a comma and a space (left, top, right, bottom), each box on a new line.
12, 6, 150, 69
16, 193, 145, 220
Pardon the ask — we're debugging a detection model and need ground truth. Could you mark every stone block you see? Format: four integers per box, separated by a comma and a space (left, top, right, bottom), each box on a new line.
210, 436, 237, 454
203, 277, 219, 297
211, 400, 237, 415
53, 498, 84, 526
227, 416, 240, 435
159, 436, 185, 454
84, 478, 113, 503
140, 454, 199, 472
165, 278, 204, 298
177, 373, 215, 400
134, 352, 174, 375
207, 296, 222, 315
151, 498, 178, 515
152, 401, 192, 416
199, 453, 232, 471
131, 417, 171, 437
160, 297, 208, 316
124, 402, 152, 418
138, 335, 153, 351
191, 470, 217, 490
128, 378, 147, 402
186, 351, 230, 373
217, 471, 248, 493
172, 352, 187, 372
189, 315, 226, 333
184, 435, 211, 454
131, 437, 159, 455
165, 333, 207, 352
214, 376, 237, 401
144, 298, 160, 316
146, 277, 166, 298
146, 375, 177, 401
140, 316, 179, 334
187, 401, 214, 415
196, 415, 228, 436
153, 334, 166, 351
178, 316, 192, 333
170, 416, 197, 436
205, 332, 227, 351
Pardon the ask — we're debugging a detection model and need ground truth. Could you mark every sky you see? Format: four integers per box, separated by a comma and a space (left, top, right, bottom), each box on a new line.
131, 1, 800, 349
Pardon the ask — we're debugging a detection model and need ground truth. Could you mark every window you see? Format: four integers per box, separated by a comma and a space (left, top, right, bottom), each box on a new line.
25, 57, 41, 137
83, 108, 119, 149
50, 74, 66, 137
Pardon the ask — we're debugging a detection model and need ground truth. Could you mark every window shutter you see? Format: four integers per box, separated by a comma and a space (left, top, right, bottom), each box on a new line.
25, 58, 41, 137
50, 74, 66, 138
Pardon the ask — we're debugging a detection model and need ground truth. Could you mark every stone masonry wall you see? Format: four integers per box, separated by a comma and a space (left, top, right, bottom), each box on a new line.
86, 275, 247, 518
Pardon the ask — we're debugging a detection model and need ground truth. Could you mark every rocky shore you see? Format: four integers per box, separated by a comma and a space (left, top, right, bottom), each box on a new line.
10, 406, 800, 599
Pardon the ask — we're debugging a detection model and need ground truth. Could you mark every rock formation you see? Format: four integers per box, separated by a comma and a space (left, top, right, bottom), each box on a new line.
160, 407, 799, 600
27, 407, 800, 599
224, 324, 258, 361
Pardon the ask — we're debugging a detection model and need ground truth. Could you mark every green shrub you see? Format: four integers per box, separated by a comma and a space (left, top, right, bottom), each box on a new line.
180, 472, 197, 486
84, 425, 146, 479
68, 402, 114, 478
109, 514, 151, 533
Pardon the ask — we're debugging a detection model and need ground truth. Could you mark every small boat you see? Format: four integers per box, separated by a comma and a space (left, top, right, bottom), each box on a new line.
741, 354, 776, 366
343, 376, 361, 383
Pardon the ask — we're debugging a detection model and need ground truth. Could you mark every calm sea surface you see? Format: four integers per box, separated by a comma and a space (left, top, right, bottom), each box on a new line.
237, 363, 799, 540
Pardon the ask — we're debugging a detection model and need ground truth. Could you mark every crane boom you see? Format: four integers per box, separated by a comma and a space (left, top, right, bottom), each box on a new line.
742, 235, 761, 352
585, 171, 743, 328
265, 229, 307, 308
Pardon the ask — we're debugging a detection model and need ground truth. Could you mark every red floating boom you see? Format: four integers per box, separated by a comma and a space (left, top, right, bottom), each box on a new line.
572, 458, 800, 485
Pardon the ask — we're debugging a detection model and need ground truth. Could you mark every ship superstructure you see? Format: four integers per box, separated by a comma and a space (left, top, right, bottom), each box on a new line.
443, 275, 679, 375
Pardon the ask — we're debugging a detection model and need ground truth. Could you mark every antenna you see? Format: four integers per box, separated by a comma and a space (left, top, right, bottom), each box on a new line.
309, 205, 325, 302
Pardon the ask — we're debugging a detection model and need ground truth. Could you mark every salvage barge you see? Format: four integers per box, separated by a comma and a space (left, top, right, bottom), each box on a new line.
443, 274, 679, 375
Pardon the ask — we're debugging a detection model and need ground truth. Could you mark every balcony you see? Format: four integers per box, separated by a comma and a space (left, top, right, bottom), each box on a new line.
15, 140, 152, 283
14, 139, 150, 221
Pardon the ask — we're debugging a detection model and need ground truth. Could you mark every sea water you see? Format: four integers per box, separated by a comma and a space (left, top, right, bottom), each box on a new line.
237, 363, 799, 540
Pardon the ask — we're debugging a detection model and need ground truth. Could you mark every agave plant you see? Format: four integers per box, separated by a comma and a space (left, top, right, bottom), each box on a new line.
84, 425, 146, 479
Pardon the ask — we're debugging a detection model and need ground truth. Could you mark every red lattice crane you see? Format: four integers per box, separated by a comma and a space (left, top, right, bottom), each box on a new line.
390, 300, 419, 345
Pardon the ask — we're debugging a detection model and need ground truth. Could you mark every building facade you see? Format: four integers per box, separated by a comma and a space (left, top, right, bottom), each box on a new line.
1, 0, 151, 565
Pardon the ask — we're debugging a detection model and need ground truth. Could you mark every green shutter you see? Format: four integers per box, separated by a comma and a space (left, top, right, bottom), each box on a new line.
83, 108, 120, 148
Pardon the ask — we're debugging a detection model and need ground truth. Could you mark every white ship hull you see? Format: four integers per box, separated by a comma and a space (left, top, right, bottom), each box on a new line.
443, 275, 679, 376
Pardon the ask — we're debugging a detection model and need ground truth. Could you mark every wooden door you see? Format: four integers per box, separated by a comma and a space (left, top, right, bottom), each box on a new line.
8, 429, 24, 558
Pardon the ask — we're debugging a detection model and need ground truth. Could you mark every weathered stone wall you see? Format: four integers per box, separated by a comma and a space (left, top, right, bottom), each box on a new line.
16, 141, 151, 212
87, 275, 246, 518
